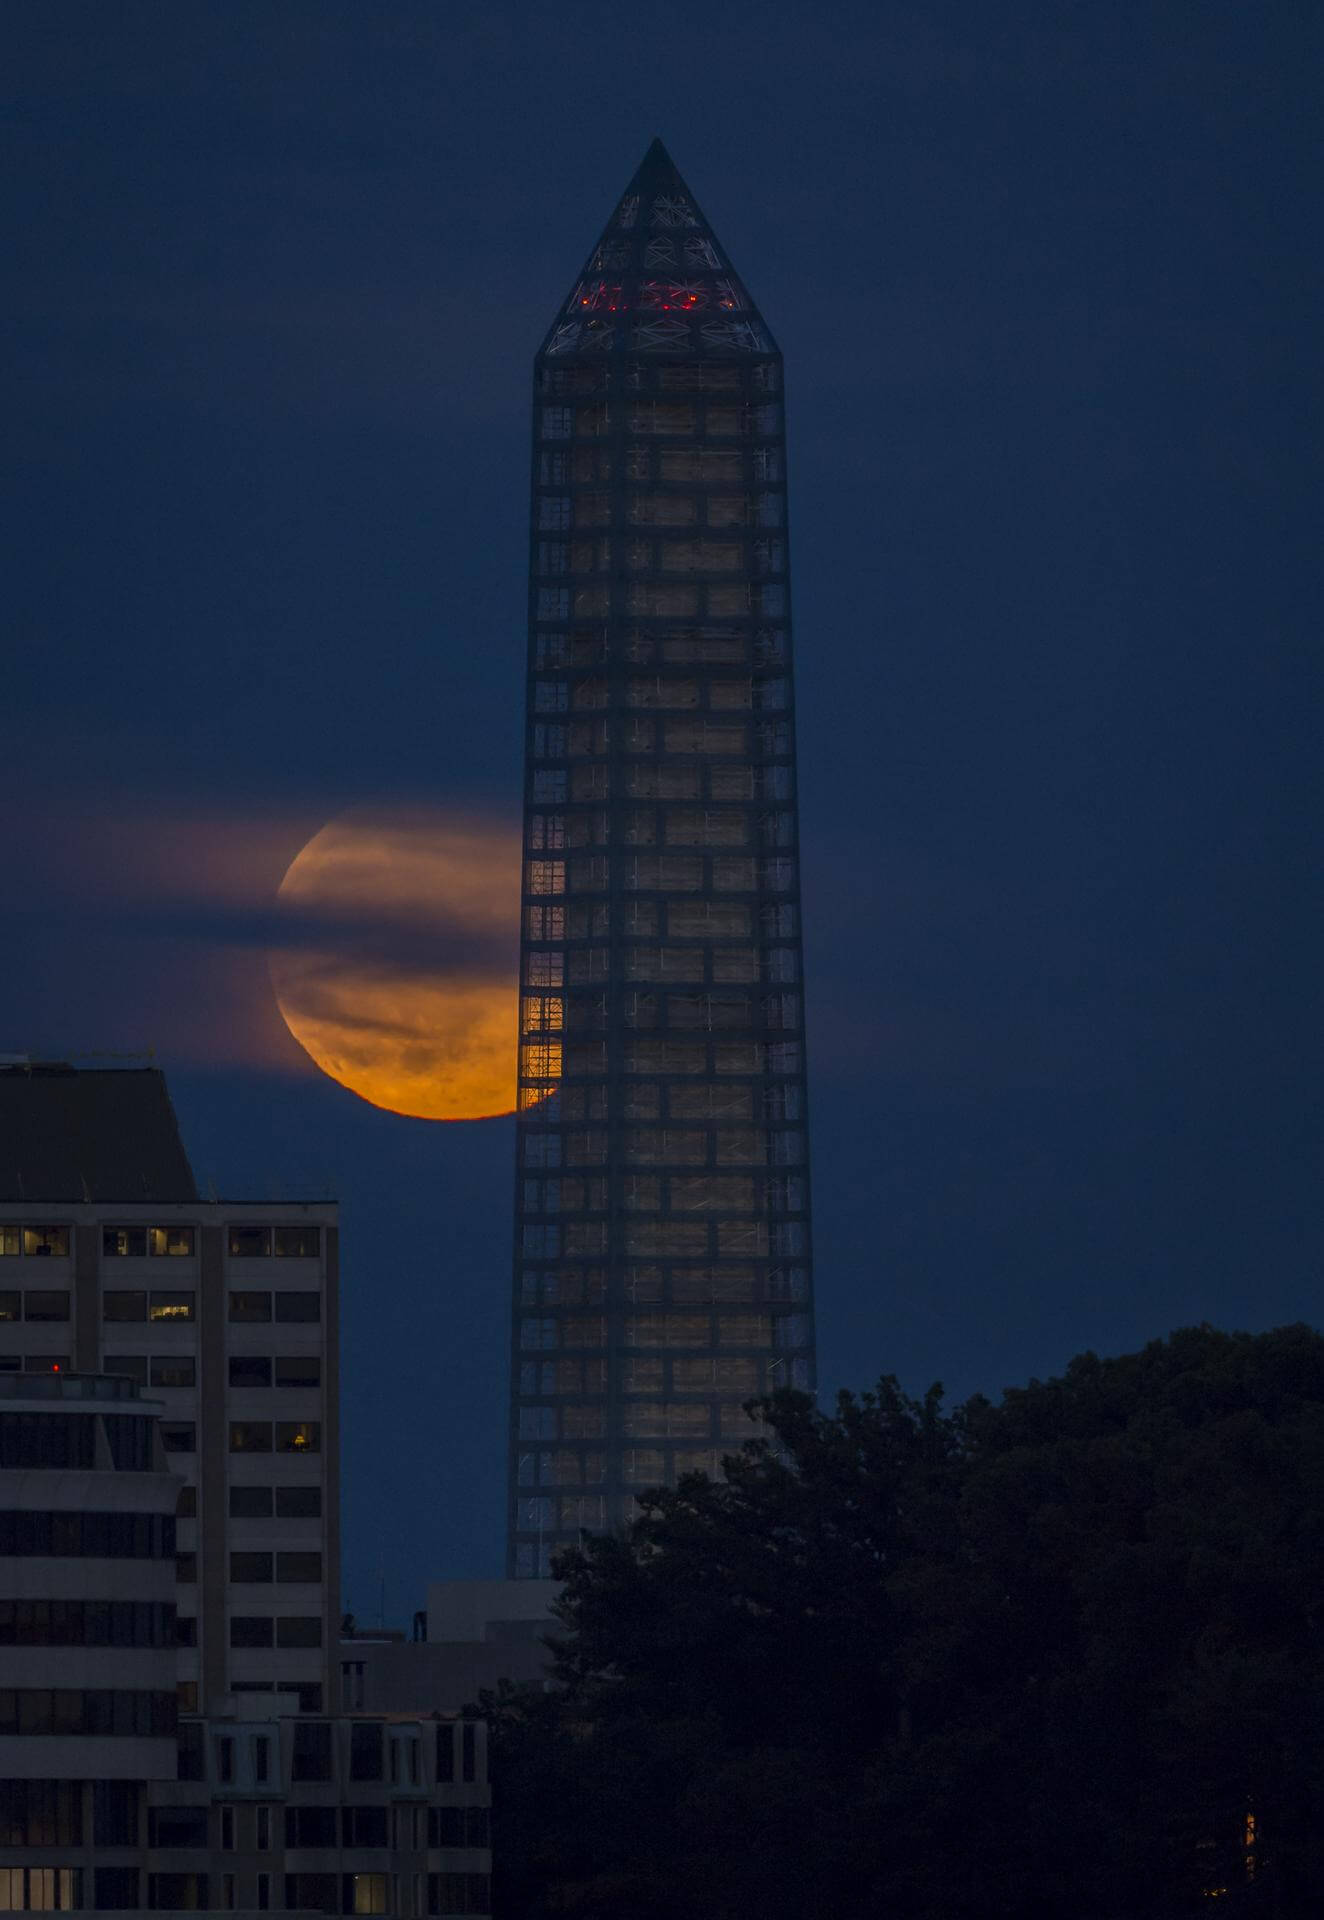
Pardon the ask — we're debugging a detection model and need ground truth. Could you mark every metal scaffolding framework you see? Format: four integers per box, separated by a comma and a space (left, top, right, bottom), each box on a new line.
507, 140, 816, 1576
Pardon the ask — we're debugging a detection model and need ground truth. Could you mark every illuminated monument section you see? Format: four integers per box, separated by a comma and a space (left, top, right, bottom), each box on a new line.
510, 141, 814, 1576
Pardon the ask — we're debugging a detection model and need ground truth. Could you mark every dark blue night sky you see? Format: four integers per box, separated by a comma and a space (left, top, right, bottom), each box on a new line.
6, 1, 1321, 1616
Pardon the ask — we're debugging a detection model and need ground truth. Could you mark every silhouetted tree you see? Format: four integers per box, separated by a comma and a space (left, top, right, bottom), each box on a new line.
485, 1325, 1324, 1918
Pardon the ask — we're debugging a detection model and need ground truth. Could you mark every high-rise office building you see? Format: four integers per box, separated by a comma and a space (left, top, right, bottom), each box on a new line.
0, 1062, 339, 1713
509, 142, 815, 1575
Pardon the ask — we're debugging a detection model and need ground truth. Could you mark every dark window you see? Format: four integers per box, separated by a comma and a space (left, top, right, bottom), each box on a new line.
148, 1873, 209, 1910
23, 1353, 69, 1374
24, 1226, 70, 1258
229, 1290, 271, 1322
290, 1721, 333, 1782
103, 1291, 147, 1322
276, 1551, 322, 1583
216, 1738, 234, 1783
276, 1485, 321, 1518
277, 1615, 322, 1649
177, 1721, 205, 1781
229, 1227, 271, 1257
230, 1485, 274, 1518
94, 1868, 141, 1910
461, 1722, 477, 1783
149, 1291, 194, 1322
342, 1806, 389, 1847
230, 1422, 273, 1453
0, 1411, 95, 1470
176, 1554, 197, 1583
276, 1421, 320, 1453
175, 1614, 197, 1647
295, 1682, 323, 1713
229, 1616, 273, 1648
428, 1807, 490, 1848
24, 1289, 70, 1322
427, 1874, 492, 1915
0, 1291, 18, 1320
0, 1689, 175, 1738
435, 1724, 455, 1782
149, 1805, 209, 1847
349, 1722, 383, 1781
231, 1552, 273, 1583
285, 1874, 337, 1915
229, 1356, 272, 1388
274, 1226, 320, 1257
103, 1413, 154, 1470
107, 1354, 147, 1384
0, 1597, 174, 1650
274, 1354, 321, 1388
0, 1778, 85, 1846
93, 1779, 138, 1847
274, 1291, 320, 1323
161, 1423, 196, 1454
285, 1805, 337, 1846
151, 1356, 196, 1387
0, 1508, 172, 1558
104, 1228, 147, 1258
176, 1485, 196, 1517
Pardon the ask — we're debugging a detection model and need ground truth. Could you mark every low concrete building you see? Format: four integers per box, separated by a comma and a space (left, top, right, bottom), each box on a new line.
340, 1582, 560, 1716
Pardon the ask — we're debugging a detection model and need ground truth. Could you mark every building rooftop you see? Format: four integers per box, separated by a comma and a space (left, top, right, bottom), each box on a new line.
0, 1063, 198, 1203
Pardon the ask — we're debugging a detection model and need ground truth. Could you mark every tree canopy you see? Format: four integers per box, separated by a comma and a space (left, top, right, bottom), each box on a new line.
485, 1325, 1324, 1918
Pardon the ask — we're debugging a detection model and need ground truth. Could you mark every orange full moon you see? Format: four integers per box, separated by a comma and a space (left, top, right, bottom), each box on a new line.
268, 805, 521, 1121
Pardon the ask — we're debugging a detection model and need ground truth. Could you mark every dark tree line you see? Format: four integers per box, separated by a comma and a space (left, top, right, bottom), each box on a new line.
483, 1325, 1324, 1918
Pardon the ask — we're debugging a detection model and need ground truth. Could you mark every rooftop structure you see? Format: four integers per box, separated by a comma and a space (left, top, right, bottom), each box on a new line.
509, 142, 816, 1574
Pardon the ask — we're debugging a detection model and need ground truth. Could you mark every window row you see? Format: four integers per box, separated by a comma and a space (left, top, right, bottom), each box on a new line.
0, 1780, 88, 1848
101, 1290, 195, 1322
229, 1615, 323, 1649
96, 1353, 320, 1391
0, 1507, 174, 1557
535, 536, 785, 576
520, 1037, 804, 1083
539, 355, 777, 395
525, 853, 796, 894
229, 1421, 322, 1453
521, 989, 801, 1032
102, 1226, 194, 1257
536, 582, 786, 622
533, 628, 789, 671
0, 1598, 176, 1649
524, 900, 797, 945
0, 1868, 81, 1912
518, 1309, 809, 1351
522, 1127, 805, 1169
539, 444, 781, 488
0, 1288, 70, 1321
540, 401, 781, 439
0, 1688, 176, 1738
0, 1227, 69, 1258
539, 354, 777, 393
229, 1483, 322, 1519
0, 1353, 69, 1376
520, 1350, 813, 1405
518, 1263, 810, 1307
521, 1077, 802, 1127
527, 808, 794, 851
272, 1873, 490, 1917
532, 720, 793, 765
520, 1174, 807, 1214
527, 948, 798, 988
538, 490, 783, 531
229, 1550, 322, 1583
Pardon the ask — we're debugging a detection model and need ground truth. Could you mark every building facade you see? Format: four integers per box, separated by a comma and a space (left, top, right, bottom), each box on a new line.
509, 143, 816, 1574
0, 1064, 340, 1714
